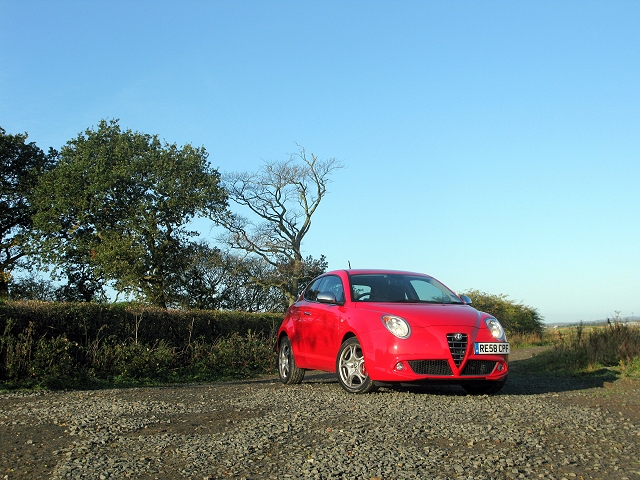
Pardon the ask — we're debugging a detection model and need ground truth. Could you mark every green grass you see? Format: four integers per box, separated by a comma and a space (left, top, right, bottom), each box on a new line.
514, 322, 640, 377
508, 330, 554, 348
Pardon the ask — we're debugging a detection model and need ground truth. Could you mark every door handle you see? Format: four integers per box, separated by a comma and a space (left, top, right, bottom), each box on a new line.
303, 311, 312, 316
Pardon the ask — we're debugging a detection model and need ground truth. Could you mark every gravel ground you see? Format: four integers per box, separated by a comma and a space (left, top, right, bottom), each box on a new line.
1, 348, 639, 480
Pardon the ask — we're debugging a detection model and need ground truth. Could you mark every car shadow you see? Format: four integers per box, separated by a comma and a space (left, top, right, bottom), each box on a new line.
289, 355, 619, 397
498, 356, 618, 396
396, 356, 617, 396
219, 351, 619, 397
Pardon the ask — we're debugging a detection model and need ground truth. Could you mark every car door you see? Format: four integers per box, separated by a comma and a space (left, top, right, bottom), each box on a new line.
300, 275, 345, 371
289, 276, 323, 367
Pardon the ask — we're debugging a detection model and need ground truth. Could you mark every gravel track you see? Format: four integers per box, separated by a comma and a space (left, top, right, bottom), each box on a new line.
1, 350, 639, 480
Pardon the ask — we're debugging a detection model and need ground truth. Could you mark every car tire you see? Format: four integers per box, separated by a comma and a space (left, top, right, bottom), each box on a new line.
278, 337, 305, 385
336, 337, 377, 394
462, 377, 507, 395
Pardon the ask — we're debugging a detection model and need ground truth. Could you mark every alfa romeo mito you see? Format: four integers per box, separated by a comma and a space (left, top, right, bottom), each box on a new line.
276, 269, 510, 394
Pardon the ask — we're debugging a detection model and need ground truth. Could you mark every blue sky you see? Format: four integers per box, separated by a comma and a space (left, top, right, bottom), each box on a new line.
2, 1, 639, 324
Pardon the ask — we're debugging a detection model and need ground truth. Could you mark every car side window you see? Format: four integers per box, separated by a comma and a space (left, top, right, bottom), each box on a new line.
304, 278, 324, 302
320, 275, 345, 303
303, 275, 345, 303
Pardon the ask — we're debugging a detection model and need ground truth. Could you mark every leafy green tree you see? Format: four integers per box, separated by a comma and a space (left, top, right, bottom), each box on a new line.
177, 243, 282, 311
176, 243, 325, 312
51, 250, 108, 302
31, 119, 227, 308
217, 147, 340, 305
463, 289, 544, 335
8, 270, 57, 301
246, 253, 327, 309
0, 127, 57, 299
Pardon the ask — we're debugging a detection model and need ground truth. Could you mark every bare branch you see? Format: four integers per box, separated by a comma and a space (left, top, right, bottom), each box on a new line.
216, 147, 343, 304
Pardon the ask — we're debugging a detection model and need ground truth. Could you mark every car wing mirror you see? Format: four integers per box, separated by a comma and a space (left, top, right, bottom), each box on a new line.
317, 291, 343, 305
459, 294, 472, 305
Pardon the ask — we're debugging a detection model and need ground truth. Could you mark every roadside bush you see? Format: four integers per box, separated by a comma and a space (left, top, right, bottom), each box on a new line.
108, 340, 179, 381
556, 322, 640, 368
507, 330, 553, 348
463, 290, 544, 336
0, 320, 35, 380
528, 322, 640, 376
0, 330, 277, 389
31, 336, 80, 379
0, 300, 281, 388
190, 332, 275, 379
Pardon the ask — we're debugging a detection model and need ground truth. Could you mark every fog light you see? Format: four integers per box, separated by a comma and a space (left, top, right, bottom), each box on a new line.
497, 363, 504, 372
395, 362, 404, 371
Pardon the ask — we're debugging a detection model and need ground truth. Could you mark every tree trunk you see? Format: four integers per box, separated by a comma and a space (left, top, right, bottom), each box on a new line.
288, 254, 303, 306
0, 271, 9, 300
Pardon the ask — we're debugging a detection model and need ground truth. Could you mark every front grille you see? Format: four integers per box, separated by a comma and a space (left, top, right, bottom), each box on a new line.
461, 360, 497, 376
408, 360, 453, 376
447, 333, 468, 367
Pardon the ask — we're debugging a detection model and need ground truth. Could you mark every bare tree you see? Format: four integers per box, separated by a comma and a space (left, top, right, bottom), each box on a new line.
217, 147, 342, 305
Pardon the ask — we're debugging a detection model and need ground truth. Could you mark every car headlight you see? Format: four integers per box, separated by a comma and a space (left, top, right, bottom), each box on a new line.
484, 317, 505, 341
381, 315, 411, 339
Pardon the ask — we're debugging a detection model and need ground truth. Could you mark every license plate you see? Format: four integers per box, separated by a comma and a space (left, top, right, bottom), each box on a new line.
474, 342, 510, 355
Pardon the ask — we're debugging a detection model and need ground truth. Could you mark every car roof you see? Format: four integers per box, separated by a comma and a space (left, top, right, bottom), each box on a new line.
326, 269, 430, 277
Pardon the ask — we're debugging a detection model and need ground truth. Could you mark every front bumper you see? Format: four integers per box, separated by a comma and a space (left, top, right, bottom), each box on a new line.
359, 327, 509, 383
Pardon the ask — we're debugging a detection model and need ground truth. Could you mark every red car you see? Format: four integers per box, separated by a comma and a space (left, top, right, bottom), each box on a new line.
276, 269, 509, 394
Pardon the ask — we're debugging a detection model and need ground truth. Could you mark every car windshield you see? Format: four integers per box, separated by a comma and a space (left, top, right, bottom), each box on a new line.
349, 273, 462, 304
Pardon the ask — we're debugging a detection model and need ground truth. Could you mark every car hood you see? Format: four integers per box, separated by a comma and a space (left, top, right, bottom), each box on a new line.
353, 302, 483, 328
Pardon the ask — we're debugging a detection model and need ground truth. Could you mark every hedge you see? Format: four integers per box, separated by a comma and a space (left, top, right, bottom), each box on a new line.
0, 300, 283, 349
0, 301, 283, 386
